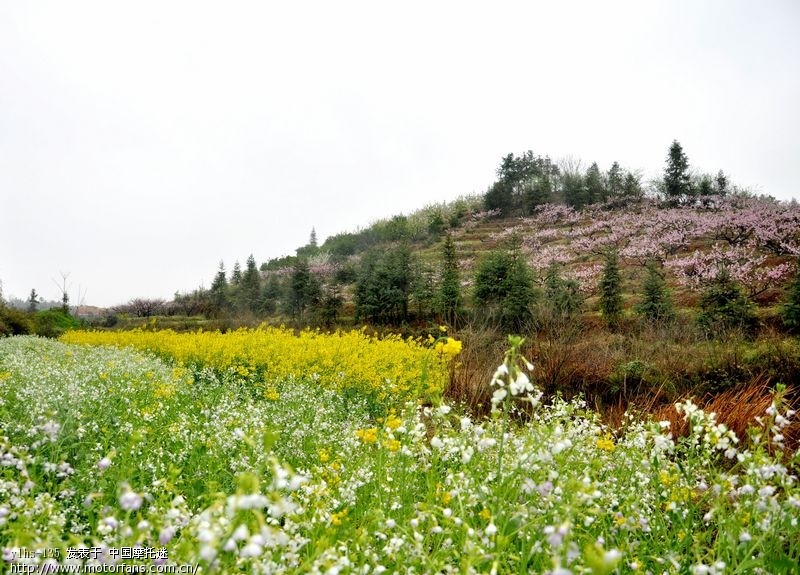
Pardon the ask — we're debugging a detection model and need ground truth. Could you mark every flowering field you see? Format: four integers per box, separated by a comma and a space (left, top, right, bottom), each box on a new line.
2, 334, 800, 574
461, 197, 800, 296
60, 327, 459, 409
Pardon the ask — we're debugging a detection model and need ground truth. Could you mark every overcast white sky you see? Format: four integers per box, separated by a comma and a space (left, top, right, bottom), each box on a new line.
1, 1, 799, 307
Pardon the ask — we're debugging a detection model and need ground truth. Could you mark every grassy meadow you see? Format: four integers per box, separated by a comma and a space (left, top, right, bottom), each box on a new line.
1, 330, 799, 573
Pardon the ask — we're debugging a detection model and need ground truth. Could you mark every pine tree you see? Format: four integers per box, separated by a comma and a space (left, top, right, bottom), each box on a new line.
781, 258, 800, 334
635, 261, 675, 324
231, 261, 242, 285
715, 170, 729, 196
438, 234, 461, 324
562, 171, 587, 209
259, 275, 283, 316
543, 263, 583, 320
622, 171, 643, 199
27, 289, 39, 313
599, 250, 623, 328
309, 227, 318, 248
585, 162, 605, 204
289, 260, 321, 322
241, 254, 262, 313
607, 162, 623, 199
697, 267, 757, 337
210, 261, 229, 315
664, 140, 693, 204
474, 246, 536, 333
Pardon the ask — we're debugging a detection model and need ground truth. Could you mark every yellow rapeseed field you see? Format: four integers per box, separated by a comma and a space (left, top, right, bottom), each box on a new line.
62, 327, 460, 405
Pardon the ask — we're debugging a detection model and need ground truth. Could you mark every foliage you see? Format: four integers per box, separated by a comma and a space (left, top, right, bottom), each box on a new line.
32, 309, 81, 338
209, 260, 229, 316
438, 234, 461, 324
238, 254, 262, 313
663, 139, 693, 204
473, 247, 537, 332
599, 249, 623, 328
0, 303, 33, 336
288, 259, 321, 322
27, 288, 39, 312
697, 267, 758, 337
781, 257, 800, 333
635, 261, 675, 324
539, 263, 583, 322
2, 336, 799, 573
485, 151, 559, 216
355, 246, 414, 325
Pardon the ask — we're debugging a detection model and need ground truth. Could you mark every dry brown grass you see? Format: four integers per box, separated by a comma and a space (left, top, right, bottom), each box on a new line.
445, 318, 800, 454
649, 376, 799, 452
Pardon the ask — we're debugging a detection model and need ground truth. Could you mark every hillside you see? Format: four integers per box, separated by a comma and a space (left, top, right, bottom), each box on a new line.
263, 195, 799, 319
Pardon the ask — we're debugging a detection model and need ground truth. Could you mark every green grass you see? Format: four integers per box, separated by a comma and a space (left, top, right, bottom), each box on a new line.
1, 336, 799, 573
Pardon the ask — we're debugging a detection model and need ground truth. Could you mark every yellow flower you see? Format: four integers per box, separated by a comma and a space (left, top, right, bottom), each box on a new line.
384, 439, 401, 452
438, 325, 448, 333
331, 508, 349, 526
62, 325, 452, 408
659, 469, 676, 487
479, 507, 492, 521
386, 414, 403, 430
596, 434, 615, 452
355, 428, 378, 444
319, 449, 330, 463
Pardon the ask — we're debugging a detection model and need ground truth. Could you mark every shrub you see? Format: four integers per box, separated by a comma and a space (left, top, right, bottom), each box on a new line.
599, 250, 623, 328
635, 260, 675, 324
0, 304, 33, 336
782, 258, 800, 333
697, 267, 757, 337
473, 248, 537, 333
33, 309, 81, 338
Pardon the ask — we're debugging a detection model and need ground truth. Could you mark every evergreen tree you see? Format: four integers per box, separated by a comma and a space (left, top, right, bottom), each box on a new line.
607, 162, 623, 199
484, 180, 514, 215
289, 260, 321, 322
542, 263, 583, 320
240, 254, 262, 313
781, 258, 800, 334
562, 171, 587, 209
599, 250, 623, 328
309, 227, 318, 248
635, 261, 675, 324
622, 171, 643, 200
474, 246, 536, 332
697, 267, 757, 337
231, 261, 243, 285
697, 175, 714, 197
209, 261, 229, 315
427, 212, 446, 238
410, 260, 436, 320
27, 289, 39, 313
501, 254, 536, 332
259, 275, 283, 315
715, 170, 729, 196
664, 140, 693, 204
523, 176, 553, 212
319, 284, 343, 327
355, 246, 414, 324
438, 234, 461, 324
487, 151, 552, 216
585, 162, 605, 204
